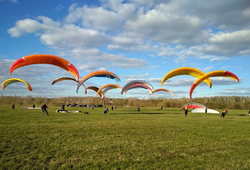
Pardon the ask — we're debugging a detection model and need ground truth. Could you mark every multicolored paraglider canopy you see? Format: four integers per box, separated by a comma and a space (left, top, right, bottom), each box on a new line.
2, 78, 32, 91
121, 80, 154, 94
189, 70, 239, 98
76, 71, 120, 93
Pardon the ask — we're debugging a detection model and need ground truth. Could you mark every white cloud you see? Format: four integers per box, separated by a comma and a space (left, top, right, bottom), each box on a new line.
6, 0, 250, 86
203, 66, 213, 72
65, 4, 122, 31
124, 6, 205, 45
9, 0, 19, 3
8, 1, 250, 63
122, 73, 149, 79
8, 19, 41, 37
40, 24, 109, 48
162, 78, 197, 87
55, 4, 63, 11
210, 57, 229, 62
71, 48, 148, 71
210, 77, 241, 86
101, 0, 136, 20
8, 16, 109, 49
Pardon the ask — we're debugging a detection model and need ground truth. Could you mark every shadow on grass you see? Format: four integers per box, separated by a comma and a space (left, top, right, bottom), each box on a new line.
237, 114, 247, 116
112, 112, 170, 115
225, 117, 235, 119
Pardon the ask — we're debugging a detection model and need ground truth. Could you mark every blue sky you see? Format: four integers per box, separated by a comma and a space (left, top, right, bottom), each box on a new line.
0, 0, 249, 99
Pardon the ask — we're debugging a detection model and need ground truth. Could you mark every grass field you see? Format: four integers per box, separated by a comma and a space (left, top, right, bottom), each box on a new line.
1, 105, 250, 169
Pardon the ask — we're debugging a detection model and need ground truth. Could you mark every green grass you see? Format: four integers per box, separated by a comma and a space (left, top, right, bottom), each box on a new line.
1, 105, 250, 169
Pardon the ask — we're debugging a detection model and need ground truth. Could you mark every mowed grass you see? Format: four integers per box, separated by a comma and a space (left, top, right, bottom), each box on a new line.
1, 106, 250, 169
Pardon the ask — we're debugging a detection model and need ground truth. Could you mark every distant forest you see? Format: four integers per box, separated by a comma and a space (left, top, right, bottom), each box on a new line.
1, 95, 250, 110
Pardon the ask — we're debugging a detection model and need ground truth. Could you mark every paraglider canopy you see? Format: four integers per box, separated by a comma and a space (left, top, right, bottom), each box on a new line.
183, 102, 206, 109
121, 80, 154, 94
76, 71, 120, 93
2, 78, 32, 91
161, 67, 212, 88
189, 70, 239, 98
86, 86, 105, 100
10, 54, 79, 80
149, 88, 174, 96
124, 84, 153, 94
52, 76, 87, 94
96, 84, 122, 99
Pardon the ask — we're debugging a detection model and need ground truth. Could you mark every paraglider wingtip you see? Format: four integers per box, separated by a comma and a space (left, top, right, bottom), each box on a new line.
116, 79, 121, 83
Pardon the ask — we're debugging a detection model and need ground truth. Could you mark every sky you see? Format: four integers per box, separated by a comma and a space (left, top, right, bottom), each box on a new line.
0, 0, 250, 99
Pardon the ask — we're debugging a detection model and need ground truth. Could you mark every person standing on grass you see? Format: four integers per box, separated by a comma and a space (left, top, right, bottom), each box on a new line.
104, 106, 109, 114
137, 105, 140, 111
221, 110, 228, 118
12, 104, 15, 110
41, 103, 49, 116
185, 107, 188, 116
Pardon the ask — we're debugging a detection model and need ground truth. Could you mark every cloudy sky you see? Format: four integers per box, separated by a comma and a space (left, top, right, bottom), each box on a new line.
0, 0, 249, 99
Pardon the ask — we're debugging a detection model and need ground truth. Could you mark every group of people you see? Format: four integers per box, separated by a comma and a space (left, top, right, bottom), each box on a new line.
11, 103, 233, 118
183, 107, 228, 118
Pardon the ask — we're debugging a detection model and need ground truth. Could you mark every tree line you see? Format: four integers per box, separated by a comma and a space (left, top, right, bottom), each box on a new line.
1, 95, 250, 110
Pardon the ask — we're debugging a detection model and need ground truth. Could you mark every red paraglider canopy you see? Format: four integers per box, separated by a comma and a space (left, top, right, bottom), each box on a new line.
183, 102, 206, 110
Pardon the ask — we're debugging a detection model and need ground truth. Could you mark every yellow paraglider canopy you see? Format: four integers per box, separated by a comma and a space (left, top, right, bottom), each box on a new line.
161, 67, 212, 88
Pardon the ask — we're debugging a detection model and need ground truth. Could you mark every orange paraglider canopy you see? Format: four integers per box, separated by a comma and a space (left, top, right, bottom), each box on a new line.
10, 54, 79, 80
